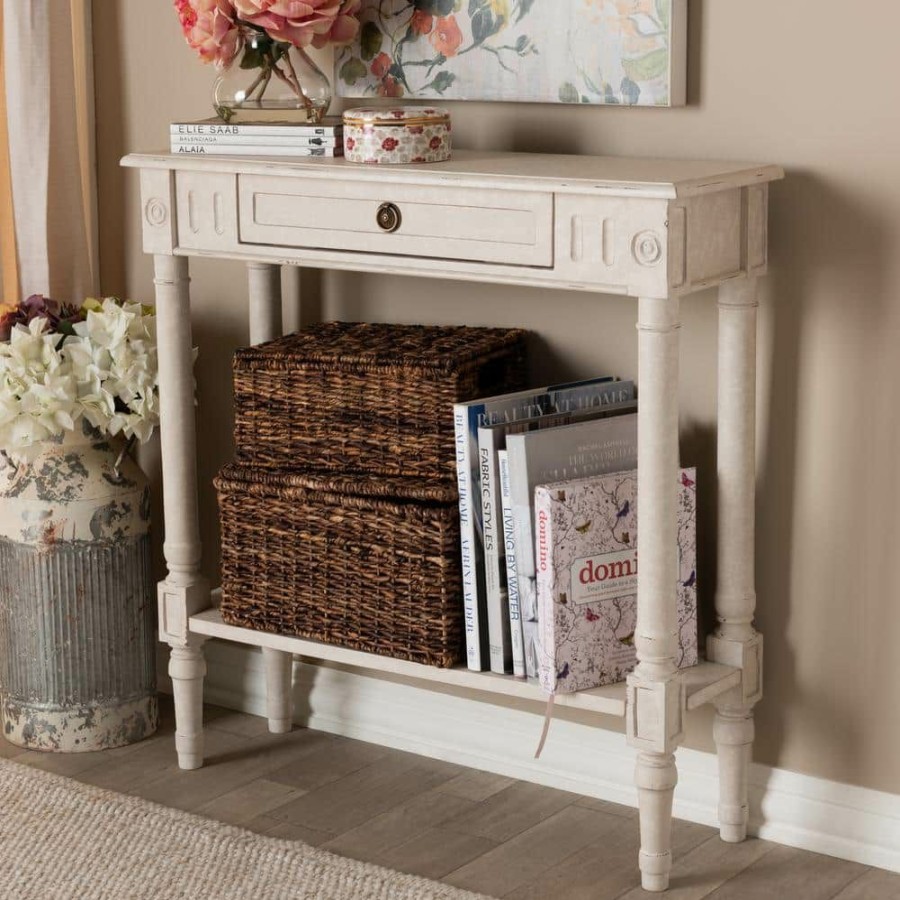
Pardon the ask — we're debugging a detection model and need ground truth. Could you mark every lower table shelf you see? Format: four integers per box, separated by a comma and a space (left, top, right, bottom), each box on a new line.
189, 607, 741, 718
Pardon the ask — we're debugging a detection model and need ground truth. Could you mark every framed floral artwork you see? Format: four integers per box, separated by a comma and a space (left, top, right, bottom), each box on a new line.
335, 0, 687, 107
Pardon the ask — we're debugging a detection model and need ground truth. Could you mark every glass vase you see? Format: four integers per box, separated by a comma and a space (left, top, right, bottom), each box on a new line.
213, 31, 332, 124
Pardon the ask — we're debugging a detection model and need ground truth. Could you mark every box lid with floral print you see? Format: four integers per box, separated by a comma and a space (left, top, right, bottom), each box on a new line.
343, 106, 451, 127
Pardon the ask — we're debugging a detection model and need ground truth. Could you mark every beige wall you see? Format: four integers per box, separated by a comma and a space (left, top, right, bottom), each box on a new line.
93, 2, 900, 795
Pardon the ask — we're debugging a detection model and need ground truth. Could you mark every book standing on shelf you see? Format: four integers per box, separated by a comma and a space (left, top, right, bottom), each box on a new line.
453, 377, 622, 672
535, 468, 699, 694
477, 381, 635, 675
506, 411, 639, 675
498, 449, 525, 677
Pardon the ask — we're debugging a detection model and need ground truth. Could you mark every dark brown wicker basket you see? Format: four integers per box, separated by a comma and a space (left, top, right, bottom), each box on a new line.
232, 322, 527, 479
215, 463, 464, 667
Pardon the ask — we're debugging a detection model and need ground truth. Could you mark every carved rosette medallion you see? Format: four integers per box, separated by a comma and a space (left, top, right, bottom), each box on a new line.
145, 198, 168, 228
632, 230, 663, 267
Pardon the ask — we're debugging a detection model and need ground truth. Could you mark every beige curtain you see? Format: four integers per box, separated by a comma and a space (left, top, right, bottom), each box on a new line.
0, 0, 99, 307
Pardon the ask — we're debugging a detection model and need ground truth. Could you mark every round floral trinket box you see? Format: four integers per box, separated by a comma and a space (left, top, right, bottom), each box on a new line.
342, 107, 451, 165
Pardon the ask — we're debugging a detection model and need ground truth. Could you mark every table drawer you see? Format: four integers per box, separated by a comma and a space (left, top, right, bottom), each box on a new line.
237, 175, 553, 267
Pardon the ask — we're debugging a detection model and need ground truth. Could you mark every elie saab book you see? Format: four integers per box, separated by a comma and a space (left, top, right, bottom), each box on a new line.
535, 468, 699, 694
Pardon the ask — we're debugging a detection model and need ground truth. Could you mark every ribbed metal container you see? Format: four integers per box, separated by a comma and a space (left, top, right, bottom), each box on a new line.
0, 425, 158, 752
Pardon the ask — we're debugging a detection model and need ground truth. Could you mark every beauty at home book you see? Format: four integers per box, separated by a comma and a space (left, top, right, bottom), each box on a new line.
477, 381, 634, 674
453, 376, 622, 672
535, 468, 699, 694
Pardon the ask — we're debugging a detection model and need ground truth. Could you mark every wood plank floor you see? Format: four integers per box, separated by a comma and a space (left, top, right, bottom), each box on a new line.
2, 696, 897, 899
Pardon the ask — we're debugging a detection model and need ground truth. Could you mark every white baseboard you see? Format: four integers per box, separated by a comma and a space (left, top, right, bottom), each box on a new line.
172, 640, 900, 874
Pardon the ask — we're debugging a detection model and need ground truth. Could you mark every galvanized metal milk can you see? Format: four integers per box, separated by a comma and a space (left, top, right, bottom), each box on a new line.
0, 423, 158, 751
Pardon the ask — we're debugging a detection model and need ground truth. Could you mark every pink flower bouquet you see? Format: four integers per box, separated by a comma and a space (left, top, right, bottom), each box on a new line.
174, 0, 361, 121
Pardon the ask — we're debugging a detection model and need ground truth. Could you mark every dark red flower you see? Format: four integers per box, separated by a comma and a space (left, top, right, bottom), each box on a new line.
377, 76, 404, 98
370, 52, 392, 79
410, 10, 433, 35
381, 137, 399, 151
0, 294, 83, 342
345, 137, 356, 150
407, 125, 424, 135
429, 136, 442, 149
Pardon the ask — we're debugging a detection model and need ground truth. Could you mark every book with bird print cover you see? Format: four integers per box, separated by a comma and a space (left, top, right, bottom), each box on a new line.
535, 468, 699, 694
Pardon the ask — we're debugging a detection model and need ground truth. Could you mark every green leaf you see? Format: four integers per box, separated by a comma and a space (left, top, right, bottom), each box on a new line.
339, 56, 368, 85
622, 47, 669, 82
582, 70, 602, 95
431, 70, 456, 93
516, 0, 536, 23
655, 0, 670, 31
360, 21, 383, 61
471, 7, 502, 44
620, 76, 641, 105
558, 82, 580, 104
514, 34, 529, 52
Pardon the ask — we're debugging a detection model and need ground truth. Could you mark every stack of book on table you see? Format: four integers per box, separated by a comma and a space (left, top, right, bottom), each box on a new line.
169, 117, 343, 157
453, 377, 699, 690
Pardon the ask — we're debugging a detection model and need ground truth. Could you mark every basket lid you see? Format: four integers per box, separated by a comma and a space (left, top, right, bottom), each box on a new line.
233, 321, 526, 377
343, 106, 451, 128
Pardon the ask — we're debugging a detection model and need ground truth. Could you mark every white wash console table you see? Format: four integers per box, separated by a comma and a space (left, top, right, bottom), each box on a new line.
122, 149, 783, 893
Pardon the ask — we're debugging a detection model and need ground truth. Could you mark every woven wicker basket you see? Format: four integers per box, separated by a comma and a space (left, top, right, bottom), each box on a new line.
215, 464, 463, 667
232, 322, 527, 479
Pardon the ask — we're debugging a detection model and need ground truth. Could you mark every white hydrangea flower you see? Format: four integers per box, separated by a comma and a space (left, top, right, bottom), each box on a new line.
0, 299, 164, 453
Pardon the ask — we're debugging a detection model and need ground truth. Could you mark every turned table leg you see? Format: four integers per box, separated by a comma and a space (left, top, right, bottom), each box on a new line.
247, 262, 296, 735
627, 295, 685, 893
154, 254, 210, 771
169, 641, 207, 770
263, 648, 294, 734
709, 276, 764, 842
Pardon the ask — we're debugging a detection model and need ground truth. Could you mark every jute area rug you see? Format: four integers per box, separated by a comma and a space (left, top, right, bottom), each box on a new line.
0, 758, 494, 900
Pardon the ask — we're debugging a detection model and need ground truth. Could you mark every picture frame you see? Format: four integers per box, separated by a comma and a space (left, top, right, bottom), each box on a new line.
336, 0, 687, 108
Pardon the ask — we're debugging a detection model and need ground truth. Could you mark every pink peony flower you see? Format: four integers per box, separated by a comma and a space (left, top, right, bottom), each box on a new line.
174, 0, 242, 67
231, 0, 360, 49
312, 0, 361, 48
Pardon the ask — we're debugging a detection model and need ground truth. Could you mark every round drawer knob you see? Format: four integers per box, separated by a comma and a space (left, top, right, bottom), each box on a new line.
376, 202, 402, 233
